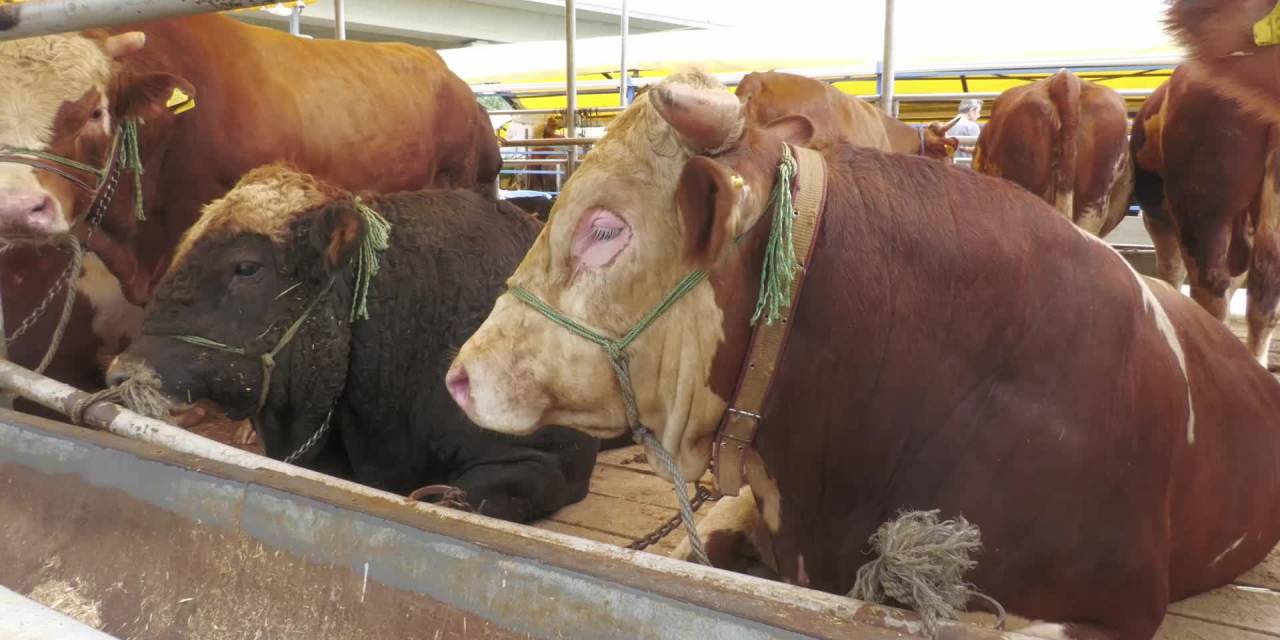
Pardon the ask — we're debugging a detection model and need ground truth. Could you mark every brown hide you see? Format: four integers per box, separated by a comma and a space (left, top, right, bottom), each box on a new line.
704, 143, 1280, 639
1167, 0, 1280, 124
735, 71, 956, 160
4, 14, 499, 394
974, 70, 1133, 237
1133, 67, 1280, 367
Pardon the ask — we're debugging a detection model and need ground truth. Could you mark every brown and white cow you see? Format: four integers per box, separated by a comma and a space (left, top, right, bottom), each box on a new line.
0, 14, 499, 403
974, 70, 1133, 237
1166, 0, 1280, 124
1131, 67, 1280, 368
445, 72, 1280, 640
736, 71, 960, 160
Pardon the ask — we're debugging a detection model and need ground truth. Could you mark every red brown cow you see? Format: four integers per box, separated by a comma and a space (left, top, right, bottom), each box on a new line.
446, 72, 1280, 640
736, 71, 960, 160
1132, 67, 1280, 368
1166, 0, 1280, 123
0, 14, 499, 400
974, 70, 1133, 237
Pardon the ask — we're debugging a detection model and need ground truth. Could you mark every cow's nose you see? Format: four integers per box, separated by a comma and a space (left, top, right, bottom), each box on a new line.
0, 190, 62, 236
105, 362, 131, 388
445, 364, 471, 411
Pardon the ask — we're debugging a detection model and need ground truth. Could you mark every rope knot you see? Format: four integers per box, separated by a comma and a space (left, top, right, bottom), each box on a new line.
850, 509, 987, 639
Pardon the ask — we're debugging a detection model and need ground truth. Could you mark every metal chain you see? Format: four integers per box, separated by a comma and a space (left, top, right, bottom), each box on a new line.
4, 157, 120, 345
627, 484, 719, 552
282, 408, 334, 465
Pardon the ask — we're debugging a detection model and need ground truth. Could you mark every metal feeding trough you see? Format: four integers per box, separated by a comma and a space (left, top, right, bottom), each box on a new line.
0, 362, 1022, 640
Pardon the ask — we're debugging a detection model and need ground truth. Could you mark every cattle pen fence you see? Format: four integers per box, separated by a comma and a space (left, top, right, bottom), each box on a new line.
492, 86, 1157, 191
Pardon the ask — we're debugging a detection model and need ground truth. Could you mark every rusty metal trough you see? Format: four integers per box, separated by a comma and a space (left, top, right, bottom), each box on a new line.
0, 361, 1027, 640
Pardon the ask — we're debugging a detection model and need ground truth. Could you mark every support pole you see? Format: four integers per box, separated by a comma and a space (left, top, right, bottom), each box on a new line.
880, 0, 896, 116
620, 0, 630, 107
334, 0, 346, 40
289, 5, 302, 37
0, 0, 279, 41
565, 0, 578, 178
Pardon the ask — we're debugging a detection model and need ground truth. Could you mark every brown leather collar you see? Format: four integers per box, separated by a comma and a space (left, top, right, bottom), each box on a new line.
711, 144, 828, 496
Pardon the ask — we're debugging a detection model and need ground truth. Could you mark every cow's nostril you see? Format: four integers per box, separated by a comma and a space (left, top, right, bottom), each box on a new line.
28, 195, 52, 216
105, 367, 130, 388
446, 365, 471, 411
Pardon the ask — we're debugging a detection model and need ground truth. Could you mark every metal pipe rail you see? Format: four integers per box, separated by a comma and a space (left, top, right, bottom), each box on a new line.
502, 137, 598, 147
0, 0, 280, 40
501, 158, 569, 166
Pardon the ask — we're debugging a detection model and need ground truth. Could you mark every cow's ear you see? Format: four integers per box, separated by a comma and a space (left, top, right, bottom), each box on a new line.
764, 115, 814, 147
115, 72, 196, 123
310, 200, 364, 270
676, 155, 747, 266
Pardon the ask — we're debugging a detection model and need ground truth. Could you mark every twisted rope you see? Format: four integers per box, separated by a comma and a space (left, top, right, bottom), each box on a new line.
70, 369, 174, 426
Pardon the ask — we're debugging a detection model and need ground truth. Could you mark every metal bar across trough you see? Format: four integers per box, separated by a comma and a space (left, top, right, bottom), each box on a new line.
0, 360, 1026, 639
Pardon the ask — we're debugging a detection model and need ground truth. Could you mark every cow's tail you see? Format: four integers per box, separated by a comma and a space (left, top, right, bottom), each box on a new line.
1048, 69, 1081, 219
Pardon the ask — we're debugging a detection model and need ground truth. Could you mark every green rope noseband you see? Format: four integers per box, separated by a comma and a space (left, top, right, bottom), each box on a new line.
156, 197, 393, 412
350, 197, 392, 322
164, 276, 338, 415
0, 119, 148, 223
504, 143, 802, 567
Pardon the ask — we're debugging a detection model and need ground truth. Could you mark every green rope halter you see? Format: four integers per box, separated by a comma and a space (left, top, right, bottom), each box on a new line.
156, 197, 393, 412
0, 119, 147, 223
165, 276, 338, 415
350, 197, 392, 322
505, 143, 802, 567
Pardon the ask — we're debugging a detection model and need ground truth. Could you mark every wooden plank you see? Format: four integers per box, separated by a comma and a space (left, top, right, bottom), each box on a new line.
1167, 585, 1280, 638
1156, 613, 1279, 640
596, 445, 655, 474
587, 465, 682, 510
545, 491, 686, 540
1239, 546, 1280, 592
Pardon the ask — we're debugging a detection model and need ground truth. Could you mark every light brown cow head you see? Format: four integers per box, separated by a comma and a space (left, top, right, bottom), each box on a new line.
448, 72, 813, 480
0, 30, 193, 242
920, 115, 963, 160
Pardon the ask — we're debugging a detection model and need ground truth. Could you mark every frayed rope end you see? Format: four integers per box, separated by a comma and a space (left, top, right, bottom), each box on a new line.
849, 509, 984, 640
350, 197, 392, 322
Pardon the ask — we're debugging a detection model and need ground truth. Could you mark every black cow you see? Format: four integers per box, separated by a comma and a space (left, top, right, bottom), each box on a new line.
108, 164, 596, 523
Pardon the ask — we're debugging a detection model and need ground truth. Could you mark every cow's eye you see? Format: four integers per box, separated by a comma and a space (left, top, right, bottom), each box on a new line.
89, 108, 105, 122
233, 261, 261, 278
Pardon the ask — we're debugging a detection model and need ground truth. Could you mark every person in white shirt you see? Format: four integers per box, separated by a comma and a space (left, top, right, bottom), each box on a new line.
950, 99, 982, 158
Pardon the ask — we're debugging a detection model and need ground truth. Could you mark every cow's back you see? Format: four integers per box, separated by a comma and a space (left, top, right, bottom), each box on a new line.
737, 72, 890, 154
119, 15, 497, 235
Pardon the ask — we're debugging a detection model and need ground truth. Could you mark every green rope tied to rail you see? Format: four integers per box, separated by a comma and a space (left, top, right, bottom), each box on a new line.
119, 119, 146, 222
750, 144, 798, 327
350, 197, 392, 322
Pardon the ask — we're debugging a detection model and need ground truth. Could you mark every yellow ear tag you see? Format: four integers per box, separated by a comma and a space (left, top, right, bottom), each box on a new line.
730, 174, 744, 190
1254, 1, 1280, 47
166, 87, 195, 115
